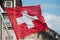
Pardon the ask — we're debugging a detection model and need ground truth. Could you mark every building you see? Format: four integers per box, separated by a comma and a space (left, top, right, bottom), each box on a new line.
0, 15, 2, 40
0, 0, 22, 40
0, 0, 60, 40
1, 0, 22, 7
38, 28, 60, 40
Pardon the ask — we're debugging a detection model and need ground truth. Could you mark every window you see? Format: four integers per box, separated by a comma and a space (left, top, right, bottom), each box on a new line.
4, 1, 12, 8
6, 22, 11, 27
6, 36, 13, 40
4, 16, 11, 27
3, 14, 11, 27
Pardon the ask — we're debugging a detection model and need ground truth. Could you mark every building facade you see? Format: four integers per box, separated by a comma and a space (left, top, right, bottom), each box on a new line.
0, 16, 2, 40
2, 0, 22, 7
0, 0, 22, 40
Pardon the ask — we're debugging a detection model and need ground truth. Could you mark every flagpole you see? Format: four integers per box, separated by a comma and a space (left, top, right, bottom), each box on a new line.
20, 0, 22, 6
0, 5, 12, 40
14, 0, 22, 40
19, 0, 23, 40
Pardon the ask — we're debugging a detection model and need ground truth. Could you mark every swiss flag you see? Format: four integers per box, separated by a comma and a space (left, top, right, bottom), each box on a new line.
5, 5, 48, 40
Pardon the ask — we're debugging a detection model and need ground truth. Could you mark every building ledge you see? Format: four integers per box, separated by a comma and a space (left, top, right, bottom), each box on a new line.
4, 27, 13, 30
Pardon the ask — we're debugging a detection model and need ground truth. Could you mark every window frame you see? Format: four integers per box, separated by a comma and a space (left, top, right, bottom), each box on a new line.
4, 1, 12, 8
2, 14, 12, 27
6, 36, 13, 40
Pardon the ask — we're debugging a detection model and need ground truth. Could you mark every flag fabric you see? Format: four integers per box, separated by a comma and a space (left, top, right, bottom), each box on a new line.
5, 5, 48, 40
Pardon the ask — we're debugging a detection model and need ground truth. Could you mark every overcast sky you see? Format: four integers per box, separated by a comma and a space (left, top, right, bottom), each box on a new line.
22, 0, 60, 34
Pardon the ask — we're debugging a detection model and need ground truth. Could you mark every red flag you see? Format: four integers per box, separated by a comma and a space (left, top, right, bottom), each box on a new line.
5, 5, 48, 40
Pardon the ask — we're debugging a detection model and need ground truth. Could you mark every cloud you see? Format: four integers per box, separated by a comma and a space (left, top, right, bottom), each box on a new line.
42, 12, 60, 34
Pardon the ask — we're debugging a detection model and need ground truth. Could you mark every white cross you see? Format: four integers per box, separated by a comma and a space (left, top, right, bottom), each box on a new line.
16, 11, 37, 29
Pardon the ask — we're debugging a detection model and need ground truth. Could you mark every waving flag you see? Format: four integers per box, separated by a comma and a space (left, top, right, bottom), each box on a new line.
5, 5, 48, 40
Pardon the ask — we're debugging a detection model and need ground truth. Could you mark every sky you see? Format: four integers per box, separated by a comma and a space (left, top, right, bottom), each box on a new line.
22, 0, 60, 34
